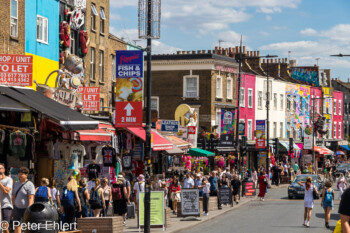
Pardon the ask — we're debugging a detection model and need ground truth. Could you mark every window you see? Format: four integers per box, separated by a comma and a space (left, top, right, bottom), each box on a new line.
37, 15, 48, 44
273, 93, 277, 110
293, 97, 296, 112
334, 122, 337, 138
90, 47, 95, 80
287, 122, 291, 138
334, 100, 337, 115
247, 120, 252, 140
99, 98, 104, 111
328, 100, 332, 114
10, 0, 18, 37
111, 55, 116, 81
248, 89, 253, 108
183, 76, 199, 98
99, 50, 104, 82
239, 88, 245, 107
227, 77, 233, 100
91, 4, 98, 31
273, 122, 277, 138
316, 98, 320, 113
345, 104, 348, 115
339, 100, 342, 115
345, 124, 348, 137
216, 77, 222, 98
100, 8, 106, 34
263, 80, 272, 100
323, 98, 327, 114
280, 122, 283, 138
151, 97, 159, 112
339, 122, 342, 139
258, 91, 262, 109
280, 94, 283, 110
287, 95, 291, 110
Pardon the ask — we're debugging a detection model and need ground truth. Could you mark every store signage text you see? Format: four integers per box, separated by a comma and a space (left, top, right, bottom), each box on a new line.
215, 65, 237, 73
0, 54, 33, 86
161, 120, 179, 132
116, 51, 143, 78
78, 87, 100, 111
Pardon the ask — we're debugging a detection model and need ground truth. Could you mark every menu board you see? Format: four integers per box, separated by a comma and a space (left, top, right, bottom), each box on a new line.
219, 187, 232, 205
139, 191, 165, 226
181, 189, 200, 216
244, 181, 256, 197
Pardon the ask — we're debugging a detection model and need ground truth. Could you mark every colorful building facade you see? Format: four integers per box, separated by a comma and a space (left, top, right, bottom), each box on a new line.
333, 90, 344, 139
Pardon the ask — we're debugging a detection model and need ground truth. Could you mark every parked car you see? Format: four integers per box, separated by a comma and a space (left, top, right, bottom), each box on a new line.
335, 163, 350, 177
288, 174, 324, 199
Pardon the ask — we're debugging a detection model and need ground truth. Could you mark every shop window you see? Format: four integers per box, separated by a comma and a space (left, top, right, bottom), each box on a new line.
37, 15, 48, 44
10, 0, 18, 37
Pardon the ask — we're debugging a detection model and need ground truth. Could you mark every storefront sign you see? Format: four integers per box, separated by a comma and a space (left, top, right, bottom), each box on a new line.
177, 126, 188, 139
188, 126, 196, 134
219, 187, 232, 205
161, 120, 179, 132
219, 134, 234, 147
139, 191, 165, 227
115, 101, 143, 127
316, 139, 324, 147
0, 54, 33, 86
181, 189, 200, 216
303, 125, 313, 150
116, 50, 143, 78
238, 122, 245, 136
215, 65, 237, 73
255, 120, 266, 149
78, 87, 100, 111
243, 181, 256, 197
221, 109, 235, 135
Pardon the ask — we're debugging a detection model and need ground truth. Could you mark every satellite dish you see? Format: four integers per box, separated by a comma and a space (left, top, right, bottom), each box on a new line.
175, 104, 192, 126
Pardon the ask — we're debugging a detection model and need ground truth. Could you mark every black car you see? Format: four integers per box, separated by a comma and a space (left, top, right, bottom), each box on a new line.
288, 174, 324, 199
335, 163, 350, 177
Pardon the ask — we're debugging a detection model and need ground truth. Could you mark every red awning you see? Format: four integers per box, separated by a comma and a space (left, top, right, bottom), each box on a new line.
126, 127, 173, 151
76, 124, 113, 141
314, 146, 333, 155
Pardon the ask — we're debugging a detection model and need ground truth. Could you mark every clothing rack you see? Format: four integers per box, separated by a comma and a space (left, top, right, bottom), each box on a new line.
0, 124, 30, 132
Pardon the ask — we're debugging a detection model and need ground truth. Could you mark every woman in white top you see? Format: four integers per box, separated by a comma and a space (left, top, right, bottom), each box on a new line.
298, 176, 318, 228
337, 173, 347, 200
50, 178, 61, 209
101, 177, 112, 216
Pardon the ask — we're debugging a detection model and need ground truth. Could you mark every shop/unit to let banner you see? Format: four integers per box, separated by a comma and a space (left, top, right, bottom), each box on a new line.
0, 54, 33, 86
139, 191, 164, 227
115, 50, 143, 127
78, 87, 100, 111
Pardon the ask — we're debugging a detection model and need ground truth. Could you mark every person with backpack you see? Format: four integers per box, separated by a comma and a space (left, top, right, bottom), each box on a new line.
89, 178, 105, 217
34, 178, 52, 203
61, 176, 81, 229
101, 177, 112, 217
50, 178, 61, 209
77, 179, 89, 218
12, 167, 35, 233
112, 175, 128, 225
321, 181, 335, 229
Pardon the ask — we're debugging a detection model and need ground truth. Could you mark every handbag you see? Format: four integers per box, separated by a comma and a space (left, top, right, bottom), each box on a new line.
312, 186, 317, 199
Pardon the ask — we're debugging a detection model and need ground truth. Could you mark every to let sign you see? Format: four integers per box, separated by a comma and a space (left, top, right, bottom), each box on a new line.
188, 126, 196, 134
0, 54, 33, 86
115, 101, 143, 127
78, 87, 100, 111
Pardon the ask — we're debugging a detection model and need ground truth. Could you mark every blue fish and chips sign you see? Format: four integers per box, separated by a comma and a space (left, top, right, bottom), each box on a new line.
116, 50, 143, 78
161, 120, 179, 132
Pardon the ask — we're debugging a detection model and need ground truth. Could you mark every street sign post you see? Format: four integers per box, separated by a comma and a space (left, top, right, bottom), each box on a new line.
160, 120, 179, 132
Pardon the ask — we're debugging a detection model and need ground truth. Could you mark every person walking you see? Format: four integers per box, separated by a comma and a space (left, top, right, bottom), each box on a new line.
258, 171, 268, 201
321, 181, 335, 228
251, 169, 258, 189
220, 173, 229, 188
298, 176, 318, 228
50, 178, 61, 209
101, 177, 112, 217
77, 179, 89, 218
337, 173, 347, 200
183, 172, 194, 189
169, 178, 181, 215
112, 175, 128, 225
61, 176, 81, 229
202, 176, 210, 216
133, 174, 145, 209
90, 178, 105, 217
231, 174, 241, 204
34, 178, 52, 203
194, 174, 203, 197
0, 163, 13, 233
338, 185, 350, 233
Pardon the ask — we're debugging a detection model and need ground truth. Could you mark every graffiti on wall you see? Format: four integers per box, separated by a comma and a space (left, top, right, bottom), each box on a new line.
285, 84, 311, 139
291, 67, 319, 87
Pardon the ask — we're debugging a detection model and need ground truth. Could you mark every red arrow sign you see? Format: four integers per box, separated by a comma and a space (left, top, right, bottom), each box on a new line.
115, 101, 143, 127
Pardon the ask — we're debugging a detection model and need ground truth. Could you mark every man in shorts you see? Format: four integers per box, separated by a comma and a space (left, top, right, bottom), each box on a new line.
12, 167, 35, 233
0, 163, 13, 233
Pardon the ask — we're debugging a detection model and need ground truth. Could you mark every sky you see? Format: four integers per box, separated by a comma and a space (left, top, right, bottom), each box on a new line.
109, 0, 350, 81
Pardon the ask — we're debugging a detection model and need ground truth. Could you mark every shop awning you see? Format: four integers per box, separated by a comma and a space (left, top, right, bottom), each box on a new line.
0, 95, 30, 112
314, 146, 333, 155
76, 124, 113, 141
165, 135, 191, 149
0, 86, 98, 130
166, 145, 184, 154
126, 127, 173, 151
188, 148, 215, 157
340, 145, 350, 151
279, 141, 301, 151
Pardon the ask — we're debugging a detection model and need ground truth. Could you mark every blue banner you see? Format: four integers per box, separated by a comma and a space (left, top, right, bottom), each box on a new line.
116, 50, 143, 78
161, 120, 179, 132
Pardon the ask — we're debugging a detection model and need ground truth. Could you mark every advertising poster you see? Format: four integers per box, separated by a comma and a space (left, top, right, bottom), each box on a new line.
139, 191, 164, 226
181, 189, 200, 216
221, 109, 235, 135
0, 54, 33, 86
115, 50, 143, 127
255, 120, 266, 149
238, 122, 245, 136
78, 87, 100, 111
303, 125, 313, 150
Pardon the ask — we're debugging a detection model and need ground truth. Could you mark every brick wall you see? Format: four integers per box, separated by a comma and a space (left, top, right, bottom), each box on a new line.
0, 0, 25, 55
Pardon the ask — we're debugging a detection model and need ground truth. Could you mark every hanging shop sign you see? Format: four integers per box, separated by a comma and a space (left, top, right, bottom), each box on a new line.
188, 126, 196, 135
255, 120, 266, 149
78, 87, 100, 111
115, 50, 144, 127
238, 122, 245, 136
139, 191, 165, 228
161, 120, 179, 132
0, 54, 33, 86
181, 189, 200, 217
221, 108, 235, 135
177, 126, 188, 139
37, 84, 82, 109
219, 134, 234, 147
303, 125, 313, 150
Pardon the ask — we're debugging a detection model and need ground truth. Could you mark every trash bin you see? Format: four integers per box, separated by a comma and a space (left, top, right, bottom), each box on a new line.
23, 202, 59, 233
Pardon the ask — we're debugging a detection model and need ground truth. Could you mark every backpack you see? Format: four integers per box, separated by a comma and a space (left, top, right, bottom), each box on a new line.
89, 187, 103, 209
61, 187, 75, 208
112, 184, 122, 201
35, 186, 49, 202
325, 189, 333, 203
78, 187, 87, 207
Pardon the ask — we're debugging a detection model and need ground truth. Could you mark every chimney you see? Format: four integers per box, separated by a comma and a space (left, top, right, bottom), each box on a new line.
208, 50, 212, 54
235, 46, 239, 54
257, 51, 260, 57
177, 51, 181, 55
243, 46, 246, 54
192, 51, 196, 54
197, 50, 201, 54
187, 51, 191, 54
254, 51, 257, 57
229, 48, 232, 54
202, 50, 206, 54
215, 47, 218, 54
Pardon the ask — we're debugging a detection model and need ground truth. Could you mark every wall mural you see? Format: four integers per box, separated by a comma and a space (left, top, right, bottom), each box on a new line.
285, 84, 311, 139
291, 67, 319, 87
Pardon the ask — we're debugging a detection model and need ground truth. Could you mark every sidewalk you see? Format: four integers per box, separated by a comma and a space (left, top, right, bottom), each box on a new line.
123, 196, 255, 233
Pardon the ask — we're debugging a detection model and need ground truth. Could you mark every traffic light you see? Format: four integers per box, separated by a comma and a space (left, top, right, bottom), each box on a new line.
241, 136, 247, 155
273, 138, 279, 155
289, 138, 293, 153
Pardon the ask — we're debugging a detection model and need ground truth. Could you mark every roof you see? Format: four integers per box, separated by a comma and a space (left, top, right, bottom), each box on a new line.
108, 33, 128, 45
147, 53, 239, 65
0, 95, 30, 112
0, 86, 98, 130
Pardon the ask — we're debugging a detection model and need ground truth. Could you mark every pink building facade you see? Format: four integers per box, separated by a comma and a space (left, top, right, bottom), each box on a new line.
239, 74, 256, 140
333, 91, 344, 139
